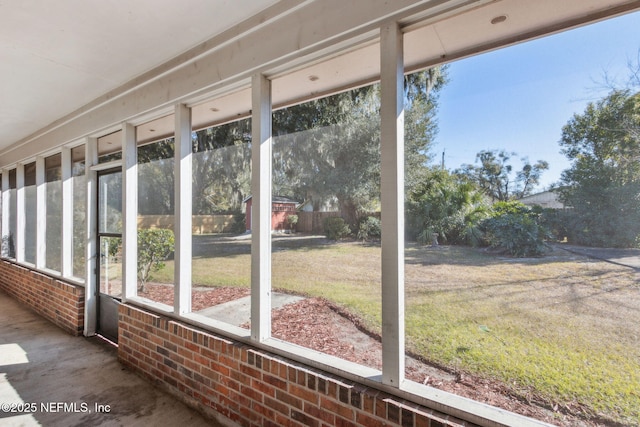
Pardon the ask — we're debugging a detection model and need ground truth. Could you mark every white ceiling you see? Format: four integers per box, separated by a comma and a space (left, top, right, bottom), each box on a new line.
0, 0, 279, 153
2, 0, 640, 161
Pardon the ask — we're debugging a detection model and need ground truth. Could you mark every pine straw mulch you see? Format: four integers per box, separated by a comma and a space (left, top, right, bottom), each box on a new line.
138, 283, 608, 427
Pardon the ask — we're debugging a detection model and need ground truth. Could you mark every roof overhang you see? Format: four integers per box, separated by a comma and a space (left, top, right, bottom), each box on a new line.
1, 0, 640, 167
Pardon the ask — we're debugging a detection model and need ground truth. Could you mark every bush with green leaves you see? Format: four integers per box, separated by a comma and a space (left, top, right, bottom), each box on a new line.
539, 208, 573, 242
323, 217, 351, 241
286, 214, 298, 232
230, 213, 246, 234
356, 215, 381, 242
406, 168, 489, 245
137, 228, 174, 292
481, 201, 549, 257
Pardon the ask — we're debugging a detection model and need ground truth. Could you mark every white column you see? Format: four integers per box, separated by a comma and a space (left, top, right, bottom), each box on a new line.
84, 138, 98, 336
174, 104, 192, 314
122, 123, 137, 301
15, 164, 25, 263
1, 170, 8, 254
35, 156, 46, 269
380, 22, 405, 387
250, 73, 272, 342
61, 148, 73, 277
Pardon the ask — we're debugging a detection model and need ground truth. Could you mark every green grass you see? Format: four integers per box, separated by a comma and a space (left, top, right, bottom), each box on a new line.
148, 236, 640, 425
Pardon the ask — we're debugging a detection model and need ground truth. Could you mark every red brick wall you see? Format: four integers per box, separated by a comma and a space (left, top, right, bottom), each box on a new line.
119, 303, 479, 427
0, 260, 85, 336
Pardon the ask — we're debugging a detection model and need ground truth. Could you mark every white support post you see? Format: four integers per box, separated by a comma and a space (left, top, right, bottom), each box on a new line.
250, 73, 272, 342
84, 138, 98, 337
15, 163, 25, 263
35, 156, 46, 269
380, 22, 405, 387
174, 104, 192, 315
122, 123, 137, 302
1, 170, 8, 252
61, 148, 73, 277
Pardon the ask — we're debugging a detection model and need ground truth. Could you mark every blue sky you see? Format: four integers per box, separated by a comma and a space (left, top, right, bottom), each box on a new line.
434, 10, 640, 190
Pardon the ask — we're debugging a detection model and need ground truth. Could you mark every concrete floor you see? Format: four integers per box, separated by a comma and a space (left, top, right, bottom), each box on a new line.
0, 290, 228, 427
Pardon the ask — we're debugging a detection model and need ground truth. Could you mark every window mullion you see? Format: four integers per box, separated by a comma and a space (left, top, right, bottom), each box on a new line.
380, 22, 405, 387
122, 123, 137, 302
15, 164, 25, 263
250, 73, 272, 342
84, 138, 99, 336
174, 104, 192, 315
1, 170, 8, 254
61, 148, 73, 277
35, 156, 46, 269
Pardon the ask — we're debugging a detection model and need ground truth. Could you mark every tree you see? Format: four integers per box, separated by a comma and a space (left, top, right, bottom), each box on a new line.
272, 86, 382, 227
405, 168, 489, 245
192, 120, 251, 215
272, 67, 447, 228
558, 90, 640, 247
137, 229, 174, 292
134, 68, 447, 228
457, 149, 548, 201
138, 139, 175, 215
404, 67, 448, 190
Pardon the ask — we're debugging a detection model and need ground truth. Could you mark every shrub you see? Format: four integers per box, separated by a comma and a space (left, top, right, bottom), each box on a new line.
416, 227, 437, 246
286, 214, 298, 232
356, 216, 381, 242
324, 217, 351, 241
137, 228, 174, 292
481, 202, 549, 257
230, 213, 246, 234
539, 208, 572, 242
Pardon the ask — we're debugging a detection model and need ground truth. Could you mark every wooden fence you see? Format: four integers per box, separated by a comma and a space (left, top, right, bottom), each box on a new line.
140, 211, 347, 234
138, 215, 236, 234
296, 211, 340, 234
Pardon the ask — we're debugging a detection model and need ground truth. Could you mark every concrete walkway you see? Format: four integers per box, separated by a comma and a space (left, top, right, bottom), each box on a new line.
197, 292, 304, 326
556, 243, 640, 270
0, 290, 226, 427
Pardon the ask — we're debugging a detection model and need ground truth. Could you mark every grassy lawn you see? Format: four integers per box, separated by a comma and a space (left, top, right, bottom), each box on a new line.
404, 245, 639, 425
150, 235, 640, 425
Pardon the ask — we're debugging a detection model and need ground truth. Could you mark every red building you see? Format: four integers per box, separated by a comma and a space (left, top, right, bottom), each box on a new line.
244, 196, 298, 232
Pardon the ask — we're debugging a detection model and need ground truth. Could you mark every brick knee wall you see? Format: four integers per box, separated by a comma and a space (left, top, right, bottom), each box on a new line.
119, 304, 479, 427
0, 260, 85, 336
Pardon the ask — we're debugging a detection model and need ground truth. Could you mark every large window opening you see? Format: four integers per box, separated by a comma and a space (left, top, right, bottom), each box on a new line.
45, 154, 62, 272
23, 162, 36, 265
269, 75, 383, 365
2, 169, 18, 259
136, 115, 175, 307
188, 89, 252, 328
5, 169, 17, 258
72, 146, 86, 279
402, 11, 640, 426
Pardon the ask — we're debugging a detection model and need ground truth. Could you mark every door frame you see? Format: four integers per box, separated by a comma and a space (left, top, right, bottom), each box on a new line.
94, 166, 123, 342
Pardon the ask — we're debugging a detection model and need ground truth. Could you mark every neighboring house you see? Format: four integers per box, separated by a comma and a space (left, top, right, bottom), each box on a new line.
244, 196, 298, 231
519, 190, 565, 209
